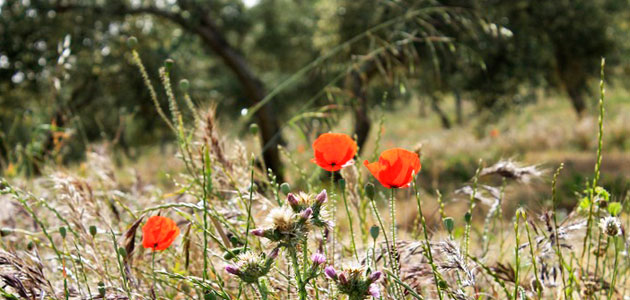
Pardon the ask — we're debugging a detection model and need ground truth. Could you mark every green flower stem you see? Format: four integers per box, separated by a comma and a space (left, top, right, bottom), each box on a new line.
412, 180, 443, 300
289, 248, 307, 300
341, 183, 359, 262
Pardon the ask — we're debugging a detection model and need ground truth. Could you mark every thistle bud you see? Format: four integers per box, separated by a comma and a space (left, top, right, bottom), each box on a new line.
268, 247, 280, 260
324, 266, 337, 279
311, 252, 326, 265
287, 193, 299, 206
225, 265, 240, 275
316, 189, 327, 204
365, 183, 375, 200
301, 207, 313, 220
369, 271, 382, 282
251, 228, 264, 237
280, 182, 291, 195
338, 272, 348, 285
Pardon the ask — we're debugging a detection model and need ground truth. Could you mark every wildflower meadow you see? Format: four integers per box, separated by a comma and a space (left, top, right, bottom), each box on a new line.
2, 1, 630, 299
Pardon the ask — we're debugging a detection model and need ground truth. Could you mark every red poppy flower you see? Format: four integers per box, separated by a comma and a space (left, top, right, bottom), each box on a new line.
363, 148, 421, 189
311, 133, 358, 172
142, 216, 180, 251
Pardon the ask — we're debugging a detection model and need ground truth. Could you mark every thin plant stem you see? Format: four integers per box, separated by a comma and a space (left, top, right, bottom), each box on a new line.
523, 217, 542, 299
152, 250, 157, 296
464, 162, 482, 261
583, 58, 606, 266
513, 210, 521, 300
243, 156, 255, 250
341, 184, 359, 262
551, 163, 570, 299
412, 180, 443, 300
330, 172, 336, 265
608, 236, 620, 300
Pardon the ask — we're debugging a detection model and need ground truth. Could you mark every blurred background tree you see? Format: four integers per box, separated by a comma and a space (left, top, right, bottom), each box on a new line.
0, 0, 627, 176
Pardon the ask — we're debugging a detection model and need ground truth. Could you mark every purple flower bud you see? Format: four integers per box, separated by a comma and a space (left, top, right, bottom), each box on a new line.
301, 207, 313, 219
287, 193, 299, 206
338, 272, 348, 285
251, 228, 264, 237
369, 271, 382, 282
324, 266, 337, 279
369, 284, 380, 298
310, 253, 326, 265
225, 265, 240, 275
269, 248, 280, 259
316, 189, 327, 204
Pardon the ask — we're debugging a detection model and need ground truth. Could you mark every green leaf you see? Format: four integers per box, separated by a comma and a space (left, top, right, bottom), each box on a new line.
608, 202, 622, 216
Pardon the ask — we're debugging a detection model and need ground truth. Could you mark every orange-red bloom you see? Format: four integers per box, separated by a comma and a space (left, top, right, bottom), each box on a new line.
311, 133, 357, 172
363, 148, 421, 189
142, 216, 180, 251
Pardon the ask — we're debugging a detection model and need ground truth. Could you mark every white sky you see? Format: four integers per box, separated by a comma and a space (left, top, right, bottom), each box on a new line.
243, 0, 260, 8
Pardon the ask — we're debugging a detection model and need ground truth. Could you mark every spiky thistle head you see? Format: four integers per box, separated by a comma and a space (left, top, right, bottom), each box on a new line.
225, 251, 277, 284
599, 216, 622, 237
326, 265, 382, 300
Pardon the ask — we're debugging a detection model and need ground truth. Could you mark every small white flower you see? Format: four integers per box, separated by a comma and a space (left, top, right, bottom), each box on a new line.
599, 216, 622, 237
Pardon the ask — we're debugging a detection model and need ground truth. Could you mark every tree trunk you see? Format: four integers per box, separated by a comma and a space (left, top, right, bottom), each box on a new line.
351, 71, 371, 153
454, 89, 463, 125
567, 87, 586, 117
430, 95, 451, 129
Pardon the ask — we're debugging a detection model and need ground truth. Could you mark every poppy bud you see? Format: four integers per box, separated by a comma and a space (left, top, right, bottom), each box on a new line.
59, 226, 66, 239
370, 225, 380, 240
464, 212, 472, 223
98, 282, 106, 297
280, 182, 291, 195
365, 183, 375, 200
311, 253, 326, 265
179, 79, 190, 91
316, 189, 327, 204
225, 265, 240, 275
301, 207, 313, 220
118, 247, 127, 258
324, 266, 337, 279
89, 225, 98, 237
287, 193, 299, 206
339, 179, 346, 192
127, 36, 138, 48
443, 217, 454, 233
164, 58, 174, 70
249, 123, 259, 136
251, 228, 264, 237
369, 271, 382, 282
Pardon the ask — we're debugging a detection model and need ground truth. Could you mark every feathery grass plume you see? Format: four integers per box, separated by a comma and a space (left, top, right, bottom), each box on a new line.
0, 250, 54, 298
479, 160, 545, 183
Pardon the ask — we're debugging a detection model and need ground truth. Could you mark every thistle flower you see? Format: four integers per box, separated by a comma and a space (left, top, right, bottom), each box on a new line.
301, 207, 313, 219
287, 193, 299, 207
224, 252, 276, 284
600, 216, 622, 237
327, 265, 382, 299
225, 265, 240, 275
316, 189, 327, 204
369, 271, 382, 282
311, 252, 326, 265
368, 284, 380, 298
324, 266, 337, 279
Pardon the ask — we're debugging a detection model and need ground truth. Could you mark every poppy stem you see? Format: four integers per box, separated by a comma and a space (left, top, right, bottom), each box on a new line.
151, 250, 157, 297
330, 171, 336, 265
